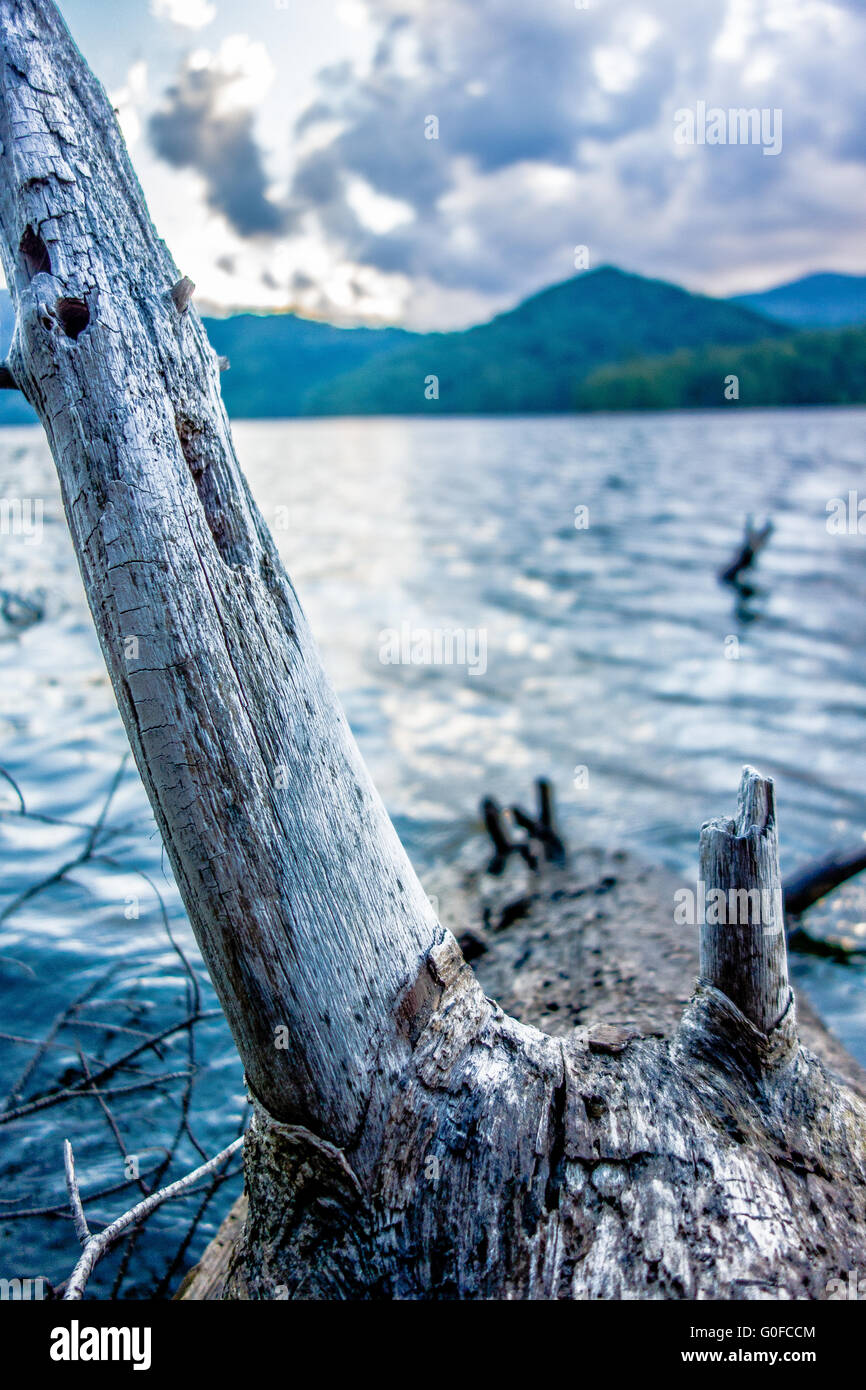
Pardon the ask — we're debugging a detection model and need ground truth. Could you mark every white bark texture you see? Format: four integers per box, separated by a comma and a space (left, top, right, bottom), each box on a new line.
3, 0, 866, 1301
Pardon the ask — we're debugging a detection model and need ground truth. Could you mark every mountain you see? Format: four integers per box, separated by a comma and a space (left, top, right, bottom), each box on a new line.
2, 266, 859, 425
730, 273, 866, 328
203, 312, 416, 418
305, 267, 786, 416
0, 290, 415, 426
575, 324, 866, 412
0, 292, 36, 425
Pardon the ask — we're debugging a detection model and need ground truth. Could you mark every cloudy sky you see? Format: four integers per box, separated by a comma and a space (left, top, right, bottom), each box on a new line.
42, 0, 866, 326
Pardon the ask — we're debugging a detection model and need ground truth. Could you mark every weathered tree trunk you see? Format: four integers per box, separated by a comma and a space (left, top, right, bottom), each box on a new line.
0, 0, 442, 1170
2, 0, 865, 1301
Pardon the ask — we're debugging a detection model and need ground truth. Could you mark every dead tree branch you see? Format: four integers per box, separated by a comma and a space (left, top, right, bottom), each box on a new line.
62, 1136, 244, 1300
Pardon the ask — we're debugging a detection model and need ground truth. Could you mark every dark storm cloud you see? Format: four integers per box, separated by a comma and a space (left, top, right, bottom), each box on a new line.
280, 0, 866, 312
282, 0, 724, 295
149, 61, 289, 237
146, 0, 866, 316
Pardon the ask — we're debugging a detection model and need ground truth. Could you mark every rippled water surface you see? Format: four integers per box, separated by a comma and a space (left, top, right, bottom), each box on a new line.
2, 409, 865, 1294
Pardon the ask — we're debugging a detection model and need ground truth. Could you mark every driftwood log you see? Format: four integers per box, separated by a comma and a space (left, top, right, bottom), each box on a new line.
2, 0, 865, 1301
178, 801, 866, 1299
784, 845, 866, 920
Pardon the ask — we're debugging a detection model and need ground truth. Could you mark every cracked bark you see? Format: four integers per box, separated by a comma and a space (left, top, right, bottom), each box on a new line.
0, 0, 442, 1170
3, 0, 865, 1302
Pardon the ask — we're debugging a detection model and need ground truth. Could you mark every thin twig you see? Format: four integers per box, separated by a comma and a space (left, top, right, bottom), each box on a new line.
85, 849, 211, 1293
0, 1033, 110, 1067
0, 757, 128, 926
154, 1107, 249, 1297
63, 1139, 91, 1246
92, 853, 202, 1016
110, 973, 205, 1293
63, 1136, 244, 1299
2, 965, 122, 1112
0, 1013, 218, 1125
0, 766, 25, 812
0, 1165, 167, 1220
0, 1067, 196, 1125
70, 1018, 159, 1044
0, 764, 230, 1297
75, 1048, 151, 1198
0, 805, 137, 838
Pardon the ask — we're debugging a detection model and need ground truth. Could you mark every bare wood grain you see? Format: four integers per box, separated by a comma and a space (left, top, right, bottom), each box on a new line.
700, 767, 790, 1031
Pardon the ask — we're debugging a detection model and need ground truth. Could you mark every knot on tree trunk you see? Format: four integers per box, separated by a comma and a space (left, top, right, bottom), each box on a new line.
170, 275, 195, 314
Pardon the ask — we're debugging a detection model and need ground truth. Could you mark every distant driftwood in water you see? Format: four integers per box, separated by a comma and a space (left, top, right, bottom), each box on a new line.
3, 0, 866, 1300
720, 516, 774, 585
784, 845, 866, 919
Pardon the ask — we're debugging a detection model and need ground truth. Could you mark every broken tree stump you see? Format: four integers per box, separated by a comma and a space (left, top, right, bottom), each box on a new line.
179, 812, 866, 1299
700, 767, 789, 1033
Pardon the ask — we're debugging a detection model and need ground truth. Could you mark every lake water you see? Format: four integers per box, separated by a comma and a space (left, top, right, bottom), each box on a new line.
2, 408, 865, 1295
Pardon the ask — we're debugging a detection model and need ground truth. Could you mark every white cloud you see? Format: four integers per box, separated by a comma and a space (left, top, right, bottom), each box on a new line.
141, 0, 866, 324
110, 61, 149, 150
270, 0, 866, 324
151, 0, 217, 30
188, 35, 276, 111
336, 0, 371, 28
148, 35, 284, 237
593, 46, 641, 94
712, 0, 755, 62
345, 177, 415, 234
